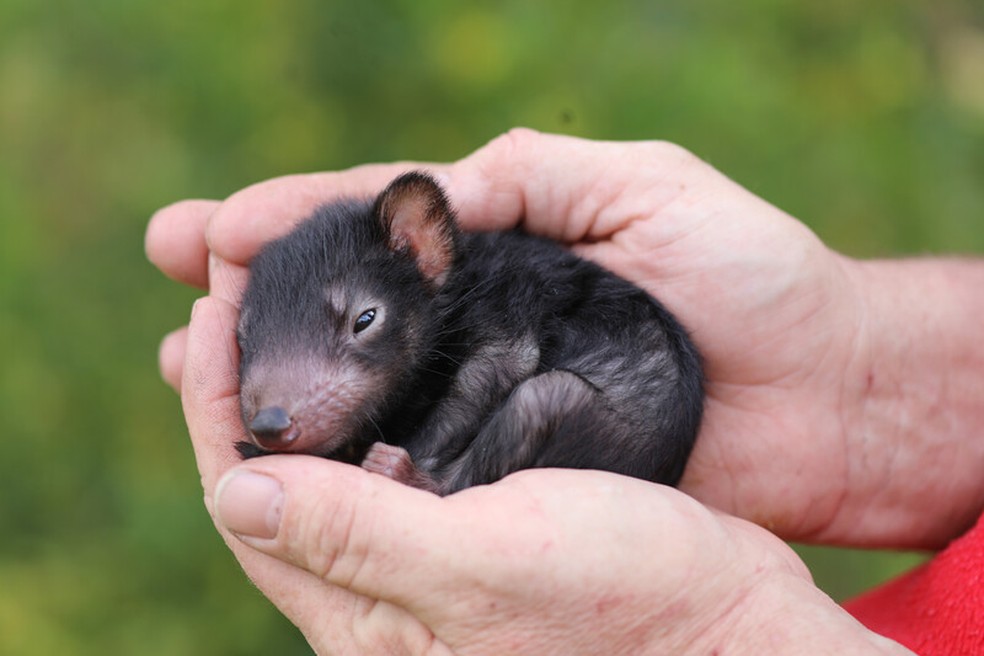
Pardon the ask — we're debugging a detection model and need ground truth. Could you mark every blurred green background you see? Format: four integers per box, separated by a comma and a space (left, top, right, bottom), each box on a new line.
2, 0, 982, 653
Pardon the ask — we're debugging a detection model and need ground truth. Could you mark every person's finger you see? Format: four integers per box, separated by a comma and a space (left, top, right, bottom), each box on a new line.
181, 295, 247, 491
146, 199, 219, 288
207, 163, 451, 265
207, 253, 250, 308
159, 326, 188, 392
211, 457, 743, 626
213, 457, 460, 612
444, 128, 717, 242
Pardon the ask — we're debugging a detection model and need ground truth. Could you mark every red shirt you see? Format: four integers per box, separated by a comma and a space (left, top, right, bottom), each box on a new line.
845, 513, 984, 655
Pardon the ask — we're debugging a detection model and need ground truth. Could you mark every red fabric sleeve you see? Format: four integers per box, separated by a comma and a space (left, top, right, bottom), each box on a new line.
844, 512, 984, 655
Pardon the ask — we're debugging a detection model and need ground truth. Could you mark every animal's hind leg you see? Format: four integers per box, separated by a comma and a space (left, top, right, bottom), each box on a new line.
438, 369, 612, 494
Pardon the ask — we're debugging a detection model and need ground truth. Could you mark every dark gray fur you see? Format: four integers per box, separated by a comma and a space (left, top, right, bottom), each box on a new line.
236, 172, 703, 495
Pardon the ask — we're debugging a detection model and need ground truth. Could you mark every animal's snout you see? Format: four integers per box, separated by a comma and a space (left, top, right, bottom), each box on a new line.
249, 406, 296, 450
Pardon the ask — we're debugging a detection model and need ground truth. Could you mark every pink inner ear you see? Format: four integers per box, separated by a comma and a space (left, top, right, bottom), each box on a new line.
388, 194, 453, 286
413, 236, 452, 286
389, 195, 431, 243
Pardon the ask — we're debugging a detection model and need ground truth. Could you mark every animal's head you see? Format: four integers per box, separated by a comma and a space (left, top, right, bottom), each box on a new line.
236, 172, 458, 459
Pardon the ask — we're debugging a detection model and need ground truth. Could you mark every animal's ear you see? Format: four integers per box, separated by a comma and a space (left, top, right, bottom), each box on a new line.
373, 172, 457, 287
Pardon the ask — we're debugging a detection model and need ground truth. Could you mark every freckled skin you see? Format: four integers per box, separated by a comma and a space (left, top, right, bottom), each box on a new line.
236, 172, 704, 495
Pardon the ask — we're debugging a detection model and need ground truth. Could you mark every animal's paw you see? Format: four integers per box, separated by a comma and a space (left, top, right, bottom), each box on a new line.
361, 442, 443, 494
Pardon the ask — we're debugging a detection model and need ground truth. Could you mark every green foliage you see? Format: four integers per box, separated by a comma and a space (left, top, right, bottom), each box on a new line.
1, 0, 981, 652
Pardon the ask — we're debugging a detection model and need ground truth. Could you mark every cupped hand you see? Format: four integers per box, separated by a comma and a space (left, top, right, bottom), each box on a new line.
183, 293, 909, 655
148, 130, 895, 545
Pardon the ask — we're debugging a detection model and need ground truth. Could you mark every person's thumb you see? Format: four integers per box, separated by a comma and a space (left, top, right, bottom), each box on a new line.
445, 128, 712, 241
212, 456, 459, 611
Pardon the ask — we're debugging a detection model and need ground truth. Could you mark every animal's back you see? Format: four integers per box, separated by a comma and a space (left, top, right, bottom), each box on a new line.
403, 229, 703, 489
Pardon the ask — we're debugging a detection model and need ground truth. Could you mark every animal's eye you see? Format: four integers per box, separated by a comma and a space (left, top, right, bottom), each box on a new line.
353, 308, 376, 334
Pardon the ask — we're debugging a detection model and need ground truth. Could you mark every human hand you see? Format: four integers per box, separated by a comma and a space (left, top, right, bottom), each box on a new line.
148, 130, 983, 548
178, 294, 909, 655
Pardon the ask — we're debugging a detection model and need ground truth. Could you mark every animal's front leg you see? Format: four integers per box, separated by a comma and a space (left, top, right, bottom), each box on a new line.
361, 442, 443, 494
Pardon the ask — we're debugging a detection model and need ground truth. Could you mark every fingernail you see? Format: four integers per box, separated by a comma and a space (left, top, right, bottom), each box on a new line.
190, 297, 204, 320
215, 470, 284, 539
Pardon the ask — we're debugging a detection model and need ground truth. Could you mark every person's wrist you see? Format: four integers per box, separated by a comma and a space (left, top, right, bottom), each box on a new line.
721, 570, 914, 655
655, 516, 913, 655
833, 257, 984, 547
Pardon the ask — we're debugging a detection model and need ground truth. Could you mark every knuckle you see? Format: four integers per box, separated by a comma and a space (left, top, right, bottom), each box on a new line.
637, 139, 701, 168
481, 127, 543, 165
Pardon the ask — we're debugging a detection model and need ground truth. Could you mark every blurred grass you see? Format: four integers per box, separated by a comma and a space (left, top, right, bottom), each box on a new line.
1, 0, 982, 653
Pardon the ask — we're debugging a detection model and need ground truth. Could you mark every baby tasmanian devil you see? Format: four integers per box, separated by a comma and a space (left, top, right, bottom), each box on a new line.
236, 172, 703, 495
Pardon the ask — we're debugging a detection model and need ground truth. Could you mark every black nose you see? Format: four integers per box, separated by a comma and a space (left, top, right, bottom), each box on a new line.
249, 406, 294, 449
